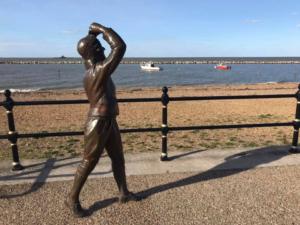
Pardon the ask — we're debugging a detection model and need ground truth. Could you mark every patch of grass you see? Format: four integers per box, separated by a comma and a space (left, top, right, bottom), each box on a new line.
147, 133, 158, 137
181, 134, 189, 139
258, 114, 273, 119
150, 139, 158, 143
70, 152, 78, 157
208, 141, 219, 149
243, 142, 258, 148
127, 134, 139, 139
187, 140, 195, 144
225, 141, 235, 147
237, 139, 246, 144
199, 143, 211, 149
67, 148, 75, 153
172, 144, 186, 149
44, 151, 53, 158
51, 150, 59, 155
229, 136, 238, 142
67, 138, 80, 143
281, 134, 290, 145
263, 140, 274, 145
145, 123, 155, 128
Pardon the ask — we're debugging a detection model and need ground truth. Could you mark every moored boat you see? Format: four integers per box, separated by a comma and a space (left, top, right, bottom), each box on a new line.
140, 62, 161, 71
214, 63, 231, 70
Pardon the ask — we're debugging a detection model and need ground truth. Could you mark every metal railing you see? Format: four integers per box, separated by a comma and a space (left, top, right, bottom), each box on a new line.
1, 85, 300, 170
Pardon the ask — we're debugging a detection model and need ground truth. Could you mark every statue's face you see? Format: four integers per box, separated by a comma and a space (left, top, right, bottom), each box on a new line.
92, 39, 105, 61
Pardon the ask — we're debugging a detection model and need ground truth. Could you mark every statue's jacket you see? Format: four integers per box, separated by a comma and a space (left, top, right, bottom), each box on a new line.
83, 28, 126, 118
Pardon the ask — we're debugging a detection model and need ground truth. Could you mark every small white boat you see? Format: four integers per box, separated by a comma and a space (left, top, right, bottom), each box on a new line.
140, 62, 161, 71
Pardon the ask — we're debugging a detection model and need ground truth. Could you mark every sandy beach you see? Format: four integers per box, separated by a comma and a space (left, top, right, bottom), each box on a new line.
0, 82, 298, 160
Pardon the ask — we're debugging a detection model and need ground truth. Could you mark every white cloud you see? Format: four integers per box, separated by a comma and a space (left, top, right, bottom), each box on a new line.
244, 19, 261, 24
60, 29, 79, 35
0, 42, 36, 57
0, 42, 35, 48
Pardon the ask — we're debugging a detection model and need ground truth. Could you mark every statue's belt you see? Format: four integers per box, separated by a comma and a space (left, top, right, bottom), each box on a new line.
88, 104, 119, 117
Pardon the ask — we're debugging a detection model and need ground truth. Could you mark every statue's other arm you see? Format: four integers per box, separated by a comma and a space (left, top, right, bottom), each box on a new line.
89, 23, 126, 76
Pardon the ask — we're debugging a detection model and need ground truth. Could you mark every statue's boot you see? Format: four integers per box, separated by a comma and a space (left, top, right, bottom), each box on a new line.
119, 191, 142, 203
65, 159, 97, 217
64, 199, 88, 218
109, 156, 142, 203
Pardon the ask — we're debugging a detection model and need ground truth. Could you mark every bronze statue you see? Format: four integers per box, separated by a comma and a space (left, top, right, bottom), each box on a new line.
65, 22, 140, 217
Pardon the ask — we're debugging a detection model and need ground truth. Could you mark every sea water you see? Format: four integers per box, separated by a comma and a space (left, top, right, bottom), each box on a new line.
0, 63, 300, 92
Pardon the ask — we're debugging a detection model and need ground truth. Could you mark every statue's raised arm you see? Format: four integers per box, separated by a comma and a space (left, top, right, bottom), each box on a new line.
88, 22, 126, 75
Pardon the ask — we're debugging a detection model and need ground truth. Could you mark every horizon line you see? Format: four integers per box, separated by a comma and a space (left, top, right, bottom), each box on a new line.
1, 56, 300, 59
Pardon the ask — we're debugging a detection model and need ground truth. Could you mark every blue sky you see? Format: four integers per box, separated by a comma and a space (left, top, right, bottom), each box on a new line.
1, 0, 300, 57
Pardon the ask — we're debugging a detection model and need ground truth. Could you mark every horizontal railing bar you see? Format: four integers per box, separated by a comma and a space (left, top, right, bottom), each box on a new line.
0, 94, 295, 107
18, 131, 83, 138
0, 122, 293, 140
118, 98, 161, 103
169, 94, 296, 101
0, 127, 161, 139
169, 122, 293, 131
14, 100, 88, 105
1, 98, 162, 106
0, 134, 9, 139
121, 127, 161, 133
0, 100, 88, 107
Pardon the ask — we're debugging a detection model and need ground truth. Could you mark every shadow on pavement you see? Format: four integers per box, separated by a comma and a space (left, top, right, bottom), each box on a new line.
0, 158, 56, 199
0, 145, 291, 215
88, 145, 290, 215
0, 157, 111, 199
137, 145, 289, 199
167, 149, 207, 161
88, 197, 119, 214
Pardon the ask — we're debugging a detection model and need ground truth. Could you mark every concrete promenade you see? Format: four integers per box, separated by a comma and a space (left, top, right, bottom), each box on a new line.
1, 146, 300, 225
1, 146, 300, 185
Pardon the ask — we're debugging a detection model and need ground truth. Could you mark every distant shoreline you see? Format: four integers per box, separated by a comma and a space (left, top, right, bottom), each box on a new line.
1, 81, 297, 93
2, 58, 300, 64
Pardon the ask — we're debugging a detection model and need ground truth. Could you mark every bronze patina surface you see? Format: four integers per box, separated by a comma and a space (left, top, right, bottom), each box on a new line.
66, 23, 140, 217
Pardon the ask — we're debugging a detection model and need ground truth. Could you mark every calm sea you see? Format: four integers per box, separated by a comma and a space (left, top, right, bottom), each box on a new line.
1, 60, 300, 92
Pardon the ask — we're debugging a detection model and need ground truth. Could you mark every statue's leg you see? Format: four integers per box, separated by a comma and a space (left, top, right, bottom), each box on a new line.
66, 117, 109, 216
105, 118, 141, 203
68, 158, 99, 204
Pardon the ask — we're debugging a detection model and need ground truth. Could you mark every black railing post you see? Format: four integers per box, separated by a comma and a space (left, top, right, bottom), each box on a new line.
3, 90, 24, 170
161, 86, 169, 161
290, 84, 300, 153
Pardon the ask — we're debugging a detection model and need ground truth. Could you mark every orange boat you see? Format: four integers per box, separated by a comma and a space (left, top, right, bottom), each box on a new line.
214, 63, 231, 70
